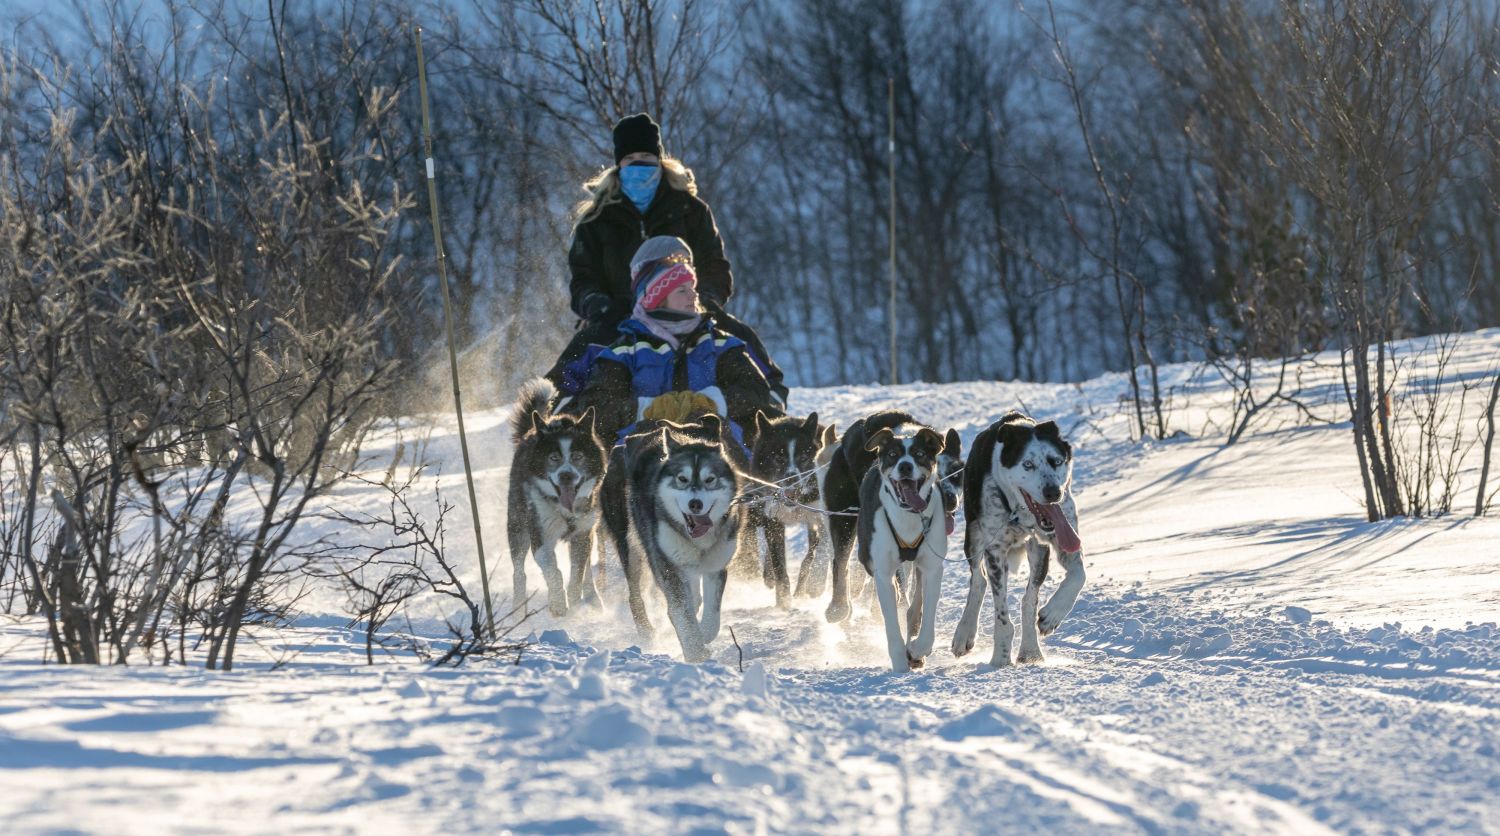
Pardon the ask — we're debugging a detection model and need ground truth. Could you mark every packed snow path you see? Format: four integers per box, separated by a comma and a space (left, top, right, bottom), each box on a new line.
3, 332, 1499, 833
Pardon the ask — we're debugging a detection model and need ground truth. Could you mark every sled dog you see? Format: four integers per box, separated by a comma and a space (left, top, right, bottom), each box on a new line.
851, 422, 949, 672
507, 379, 606, 616
601, 417, 744, 663
823, 412, 962, 623
746, 411, 838, 606
951, 412, 1085, 666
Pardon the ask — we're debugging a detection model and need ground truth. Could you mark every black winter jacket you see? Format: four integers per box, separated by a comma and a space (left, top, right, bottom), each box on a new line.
567, 186, 733, 321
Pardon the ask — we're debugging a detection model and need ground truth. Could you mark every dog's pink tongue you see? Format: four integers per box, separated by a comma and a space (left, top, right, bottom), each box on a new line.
896, 480, 928, 512
945, 513, 956, 536
558, 483, 578, 512
687, 514, 713, 538
1041, 504, 1082, 553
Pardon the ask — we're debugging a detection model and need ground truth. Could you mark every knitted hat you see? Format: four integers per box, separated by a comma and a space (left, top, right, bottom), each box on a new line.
613, 113, 664, 164
631, 236, 697, 311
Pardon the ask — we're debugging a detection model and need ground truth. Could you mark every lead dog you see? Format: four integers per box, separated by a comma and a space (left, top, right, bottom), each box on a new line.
824, 411, 962, 622
855, 424, 948, 672
951, 412, 1085, 666
507, 379, 606, 616
601, 417, 743, 663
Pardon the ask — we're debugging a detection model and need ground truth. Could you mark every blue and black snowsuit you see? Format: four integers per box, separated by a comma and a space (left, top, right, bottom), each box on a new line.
571, 316, 777, 447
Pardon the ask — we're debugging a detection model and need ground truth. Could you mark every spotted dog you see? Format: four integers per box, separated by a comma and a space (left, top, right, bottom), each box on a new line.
951, 412, 1084, 666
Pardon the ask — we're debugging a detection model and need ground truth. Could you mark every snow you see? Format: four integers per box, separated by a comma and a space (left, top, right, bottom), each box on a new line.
4, 330, 1500, 833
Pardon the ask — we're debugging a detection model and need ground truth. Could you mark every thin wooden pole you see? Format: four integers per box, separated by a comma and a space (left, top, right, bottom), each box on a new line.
887, 76, 898, 386
414, 25, 496, 638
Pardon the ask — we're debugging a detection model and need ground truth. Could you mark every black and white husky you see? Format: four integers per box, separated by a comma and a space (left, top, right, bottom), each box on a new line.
507, 379, 607, 617
601, 418, 744, 663
824, 412, 962, 624
852, 423, 949, 672
951, 412, 1085, 666
746, 411, 837, 607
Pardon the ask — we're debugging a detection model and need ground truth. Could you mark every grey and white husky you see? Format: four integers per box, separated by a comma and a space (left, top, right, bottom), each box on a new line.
601, 418, 744, 663
951, 412, 1085, 666
507, 379, 606, 617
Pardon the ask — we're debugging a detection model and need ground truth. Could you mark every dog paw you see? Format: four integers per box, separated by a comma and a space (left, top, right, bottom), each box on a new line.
682, 645, 711, 664
951, 634, 975, 658
1038, 603, 1067, 636
825, 599, 851, 623
988, 653, 1014, 668
906, 636, 933, 660
888, 656, 911, 674
906, 651, 925, 670
1017, 647, 1045, 665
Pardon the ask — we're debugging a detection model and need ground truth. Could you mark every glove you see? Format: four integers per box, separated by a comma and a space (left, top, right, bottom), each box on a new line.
581, 293, 612, 322
642, 391, 719, 424
698, 291, 726, 313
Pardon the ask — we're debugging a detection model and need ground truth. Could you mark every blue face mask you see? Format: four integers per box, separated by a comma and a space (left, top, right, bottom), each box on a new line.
619, 163, 661, 213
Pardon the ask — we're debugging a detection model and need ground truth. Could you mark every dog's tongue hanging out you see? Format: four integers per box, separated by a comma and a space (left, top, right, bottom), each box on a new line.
893, 479, 928, 512
685, 513, 714, 538
557, 482, 578, 512
1039, 503, 1082, 553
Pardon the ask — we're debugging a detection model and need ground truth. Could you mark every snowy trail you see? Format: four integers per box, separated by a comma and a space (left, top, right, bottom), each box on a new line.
4, 332, 1500, 833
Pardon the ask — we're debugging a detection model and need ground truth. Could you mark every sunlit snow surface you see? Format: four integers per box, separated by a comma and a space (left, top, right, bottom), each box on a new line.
3, 331, 1499, 833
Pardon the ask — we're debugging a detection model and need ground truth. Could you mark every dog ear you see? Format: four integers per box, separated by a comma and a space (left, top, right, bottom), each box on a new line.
700, 413, 725, 441
529, 410, 546, 437
864, 427, 893, 453
754, 410, 771, 438
1035, 420, 1071, 459
944, 428, 962, 458
821, 424, 838, 449
803, 411, 819, 433
997, 423, 1030, 469
577, 406, 597, 439
915, 427, 944, 456
658, 426, 676, 456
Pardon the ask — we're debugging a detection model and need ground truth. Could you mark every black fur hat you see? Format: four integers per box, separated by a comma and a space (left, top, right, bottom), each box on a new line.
613, 113, 664, 164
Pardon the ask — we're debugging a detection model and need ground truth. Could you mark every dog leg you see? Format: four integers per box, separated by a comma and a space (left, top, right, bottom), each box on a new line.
986, 549, 1014, 667
794, 517, 828, 598
763, 517, 791, 608
658, 567, 709, 664
1018, 541, 1050, 664
907, 553, 943, 664
568, 529, 600, 608
872, 560, 909, 673
506, 491, 530, 608
825, 511, 857, 623
1039, 547, 1086, 636
611, 523, 653, 640
900, 563, 920, 639
532, 539, 569, 617
951, 524, 987, 658
699, 568, 728, 645
728, 517, 762, 581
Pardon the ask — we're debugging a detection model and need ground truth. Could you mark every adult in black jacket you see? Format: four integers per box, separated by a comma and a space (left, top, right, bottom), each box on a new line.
543, 113, 789, 405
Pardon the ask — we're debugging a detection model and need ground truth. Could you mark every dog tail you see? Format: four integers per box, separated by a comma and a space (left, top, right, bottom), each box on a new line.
510, 377, 557, 444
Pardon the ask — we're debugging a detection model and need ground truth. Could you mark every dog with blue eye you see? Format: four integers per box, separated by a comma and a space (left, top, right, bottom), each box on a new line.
599, 416, 743, 663
507, 379, 608, 617
951, 412, 1084, 666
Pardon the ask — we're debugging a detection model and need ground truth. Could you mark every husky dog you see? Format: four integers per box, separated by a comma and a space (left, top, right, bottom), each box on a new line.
951, 412, 1084, 666
746, 411, 837, 607
601, 418, 744, 663
853, 424, 948, 672
507, 379, 607, 617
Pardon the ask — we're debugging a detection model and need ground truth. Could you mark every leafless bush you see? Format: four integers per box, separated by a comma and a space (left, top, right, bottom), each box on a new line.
320, 472, 532, 666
